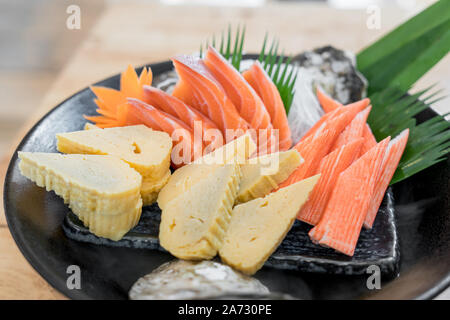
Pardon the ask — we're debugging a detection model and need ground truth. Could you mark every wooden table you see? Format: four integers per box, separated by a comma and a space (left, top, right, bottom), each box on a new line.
1, 1, 449, 299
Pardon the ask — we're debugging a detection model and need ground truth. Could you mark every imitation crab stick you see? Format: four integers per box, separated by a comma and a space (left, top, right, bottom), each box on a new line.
361, 125, 378, 156
309, 137, 390, 256
241, 61, 292, 151
126, 98, 195, 167
332, 107, 371, 151
316, 87, 343, 113
364, 129, 409, 229
298, 138, 364, 226
315, 90, 378, 156
204, 47, 276, 153
172, 55, 249, 141
277, 115, 348, 190
85, 65, 153, 128
143, 86, 223, 153
285, 112, 350, 184
300, 98, 370, 142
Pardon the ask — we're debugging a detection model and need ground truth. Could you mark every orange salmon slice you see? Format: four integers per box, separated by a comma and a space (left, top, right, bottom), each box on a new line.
204, 47, 276, 153
298, 138, 364, 226
242, 61, 292, 151
364, 129, 409, 228
172, 55, 249, 141
309, 137, 390, 256
126, 98, 195, 167
143, 86, 223, 155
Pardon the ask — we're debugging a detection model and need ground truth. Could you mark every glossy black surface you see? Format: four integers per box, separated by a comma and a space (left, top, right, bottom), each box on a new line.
4, 57, 450, 299
63, 191, 399, 276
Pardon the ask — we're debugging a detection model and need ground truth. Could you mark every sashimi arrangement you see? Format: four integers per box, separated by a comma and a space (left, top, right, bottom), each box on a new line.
15, 1, 450, 279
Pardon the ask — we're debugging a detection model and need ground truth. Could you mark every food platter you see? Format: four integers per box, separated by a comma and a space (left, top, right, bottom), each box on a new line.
4, 57, 450, 299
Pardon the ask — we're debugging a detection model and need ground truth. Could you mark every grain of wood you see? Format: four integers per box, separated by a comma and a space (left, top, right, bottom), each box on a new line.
0, 228, 65, 299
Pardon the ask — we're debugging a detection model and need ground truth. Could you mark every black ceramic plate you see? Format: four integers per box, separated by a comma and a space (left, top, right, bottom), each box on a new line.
4, 58, 450, 299
62, 191, 399, 276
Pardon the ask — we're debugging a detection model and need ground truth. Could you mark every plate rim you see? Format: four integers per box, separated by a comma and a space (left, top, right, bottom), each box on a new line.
3, 57, 450, 300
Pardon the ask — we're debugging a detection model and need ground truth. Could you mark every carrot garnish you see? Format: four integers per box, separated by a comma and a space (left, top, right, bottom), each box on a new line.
84, 65, 152, 128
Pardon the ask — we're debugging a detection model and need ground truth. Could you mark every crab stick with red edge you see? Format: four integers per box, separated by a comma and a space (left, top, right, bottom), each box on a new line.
279, 112, 350, 187
316, 87, 343, 113
203, 47, 276, 153
172, 55, 249, 141
277, 113, 349, 190
300, 98, 370, 142
241, 61, 292, 151
314, 89, 377, 155
361, 125, 378, 156
332, 107, 371, 151
309, 137, 390, 256
298, 138, 364, 225
364, 129, 409, 229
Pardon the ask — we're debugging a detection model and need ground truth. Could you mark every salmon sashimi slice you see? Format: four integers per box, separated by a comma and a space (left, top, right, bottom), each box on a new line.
172, 80, 200, 109
300, 98, 370, 142
203, 47, 276, 153
332, 107, 371, 151
309, 137, 390, 256
360, 124, 378, 156
85, 65, 152, 128
316, 87, 343, 113
172, 55, 249, 141
126, 98, 195, 167
143, 86, 223, 155
364, 129, 409, 229
298, 138, 364, 225
241, 61, 292, 151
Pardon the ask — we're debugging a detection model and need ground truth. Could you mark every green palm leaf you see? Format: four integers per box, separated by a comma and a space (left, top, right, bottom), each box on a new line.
257, 35, 298, 113
367, 86, 450, 184
200, 24, 246, 70
359, 1, 450, 184
357, 0, 450, 72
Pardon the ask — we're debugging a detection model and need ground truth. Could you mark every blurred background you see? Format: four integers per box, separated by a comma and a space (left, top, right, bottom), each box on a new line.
0, 0, 448, 160
0, 0, 448, 299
